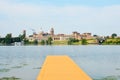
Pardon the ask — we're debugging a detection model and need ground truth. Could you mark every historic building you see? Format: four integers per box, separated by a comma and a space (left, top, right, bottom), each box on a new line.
28, 28, 52, 42
27, 28, 93, 42
81, 33, 92, 39
72, 32, 93, 40
53, 34, 74, 41
23, 30, 26, 37
50, 28, 54, 36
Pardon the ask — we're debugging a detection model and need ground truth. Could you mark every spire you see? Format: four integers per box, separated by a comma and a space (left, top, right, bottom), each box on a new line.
50, 27, 54, 36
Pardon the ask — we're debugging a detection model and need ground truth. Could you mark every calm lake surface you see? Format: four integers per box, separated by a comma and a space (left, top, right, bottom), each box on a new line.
0, 45, 120, 80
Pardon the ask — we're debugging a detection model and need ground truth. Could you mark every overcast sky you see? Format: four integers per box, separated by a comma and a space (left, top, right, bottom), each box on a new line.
0, 0, 120, 37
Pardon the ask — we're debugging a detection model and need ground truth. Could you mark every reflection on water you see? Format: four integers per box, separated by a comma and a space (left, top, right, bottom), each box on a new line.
0, 68, 10, 72
94, 75, 120, 80
0, 46, 120, 80
0, 76, 20, 80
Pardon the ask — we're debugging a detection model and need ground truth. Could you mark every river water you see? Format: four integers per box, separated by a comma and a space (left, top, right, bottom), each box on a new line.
0, 45, 120, 80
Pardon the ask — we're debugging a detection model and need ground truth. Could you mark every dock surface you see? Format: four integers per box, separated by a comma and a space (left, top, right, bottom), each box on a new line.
37, 56, 92, 80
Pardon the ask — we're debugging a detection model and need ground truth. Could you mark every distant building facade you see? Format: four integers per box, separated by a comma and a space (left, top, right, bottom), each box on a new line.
27, 28, 93, 42
53, 34, 74, 41
50, 28, 54, 36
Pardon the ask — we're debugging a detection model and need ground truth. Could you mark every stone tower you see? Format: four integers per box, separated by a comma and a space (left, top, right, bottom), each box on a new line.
50, 28, 54, 36
23, 30, 26, 38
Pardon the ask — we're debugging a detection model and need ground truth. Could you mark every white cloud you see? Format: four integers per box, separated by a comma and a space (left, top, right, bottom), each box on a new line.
0, 0, 120, 36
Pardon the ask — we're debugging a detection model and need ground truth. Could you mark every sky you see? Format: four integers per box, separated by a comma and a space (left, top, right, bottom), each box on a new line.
0, 0, 120, 37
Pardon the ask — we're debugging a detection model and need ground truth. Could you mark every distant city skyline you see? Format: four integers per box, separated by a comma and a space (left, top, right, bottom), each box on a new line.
0, 0, 120, 37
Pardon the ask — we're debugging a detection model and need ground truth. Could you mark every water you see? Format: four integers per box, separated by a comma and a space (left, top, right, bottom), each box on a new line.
0, 45, 120, 80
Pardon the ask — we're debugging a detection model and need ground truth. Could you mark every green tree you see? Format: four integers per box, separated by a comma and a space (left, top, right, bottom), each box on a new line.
81, 39, 87, 45
72, 38, 79, 42
47, 37, 53, 45
67, 40, 72, 45
93, 35, 98, 37
23, 39, 29, 45
12, 37, 21, 43
0, 38, 5, 44
111, 33, 117, 38
67, 38, 79, 45
67, 38, 72, 45
19, 34, 25, 41
5, 34, 12, 45
33, 39, 38, 45
40, 40, 45, 45
1, 40, 5, 44
46, 40, 48, 45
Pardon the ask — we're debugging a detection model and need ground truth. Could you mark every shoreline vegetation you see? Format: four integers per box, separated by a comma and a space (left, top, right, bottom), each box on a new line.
0, 33, 120, 46
0, 37, 120, 46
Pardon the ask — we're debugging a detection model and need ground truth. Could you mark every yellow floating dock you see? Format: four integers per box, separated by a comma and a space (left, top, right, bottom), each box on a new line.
37, 56, 92, 80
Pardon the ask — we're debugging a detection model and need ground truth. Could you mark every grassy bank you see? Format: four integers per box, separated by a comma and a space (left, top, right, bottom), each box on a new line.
53, 40, 68, 45
52, 39, 97, 45
102, 38, 120, 45
1, 38, 120, 46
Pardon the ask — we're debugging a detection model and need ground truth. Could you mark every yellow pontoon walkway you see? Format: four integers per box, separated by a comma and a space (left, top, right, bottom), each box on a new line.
37, 56, 92, 80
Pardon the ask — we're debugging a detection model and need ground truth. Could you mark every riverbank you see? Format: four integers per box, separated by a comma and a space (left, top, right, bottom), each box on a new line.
102, 38, 120, 45
22, 38, 120, 45
1, 38, 120, 46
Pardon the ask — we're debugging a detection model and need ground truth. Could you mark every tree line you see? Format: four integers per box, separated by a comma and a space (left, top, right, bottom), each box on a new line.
68, 38, 88, 45
0, 33, 25, 45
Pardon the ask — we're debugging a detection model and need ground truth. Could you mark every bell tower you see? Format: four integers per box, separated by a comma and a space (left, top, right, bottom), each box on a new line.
50, 28, 54, 36
23, 30, 26, 38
